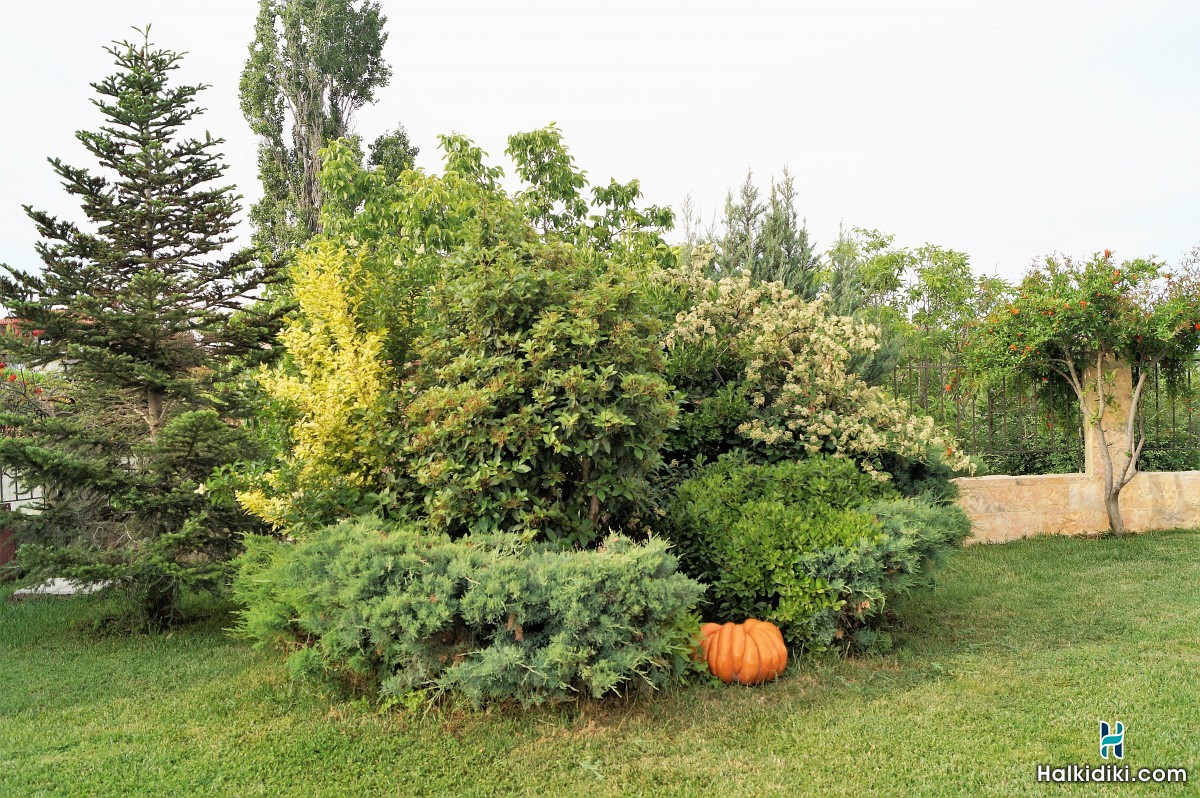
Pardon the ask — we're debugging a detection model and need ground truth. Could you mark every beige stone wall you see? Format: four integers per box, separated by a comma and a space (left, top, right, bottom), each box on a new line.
953, 354, 1200, 544
955, 471, 1200, 544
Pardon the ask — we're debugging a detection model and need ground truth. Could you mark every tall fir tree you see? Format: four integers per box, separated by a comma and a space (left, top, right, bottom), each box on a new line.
240, 0, 392, 256
0, 31, 270, 626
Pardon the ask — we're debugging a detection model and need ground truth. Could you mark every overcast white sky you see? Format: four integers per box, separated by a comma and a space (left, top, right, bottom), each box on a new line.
2, 1, 1197, 282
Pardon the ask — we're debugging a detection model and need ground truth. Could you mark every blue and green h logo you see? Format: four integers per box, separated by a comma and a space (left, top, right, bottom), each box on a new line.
1100, 721, 1124, 759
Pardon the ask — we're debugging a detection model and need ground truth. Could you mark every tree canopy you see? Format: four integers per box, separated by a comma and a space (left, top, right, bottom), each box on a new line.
240, 0, 392, 255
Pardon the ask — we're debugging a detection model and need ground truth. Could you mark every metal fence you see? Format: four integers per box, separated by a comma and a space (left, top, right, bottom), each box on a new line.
0, 468, 41, 510
890, 358, 1200, 475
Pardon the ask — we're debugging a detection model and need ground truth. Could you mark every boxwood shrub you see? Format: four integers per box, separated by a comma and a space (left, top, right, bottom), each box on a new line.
667, 454, 970, 653
233, 517, 705, 706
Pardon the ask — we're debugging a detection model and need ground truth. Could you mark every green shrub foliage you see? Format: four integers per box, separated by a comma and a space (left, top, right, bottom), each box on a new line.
658, 248, 973, 482
405, 244, 677, 546
243, 128, 677, 536
668, 454, 894, 578
712, 501, 884, 650
875, 451, 963, 503
867, 495, 972, 587
234, 517, 704, 706
669, 456, 969, 653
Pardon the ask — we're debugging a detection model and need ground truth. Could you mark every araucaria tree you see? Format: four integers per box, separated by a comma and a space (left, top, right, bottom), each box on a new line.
0, 32, 270, 625
967, 251, 1200, 534
241, 0, 393, 255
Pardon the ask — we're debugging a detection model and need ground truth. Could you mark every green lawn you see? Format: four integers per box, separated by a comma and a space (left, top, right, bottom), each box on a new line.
2, 531, 1198, 797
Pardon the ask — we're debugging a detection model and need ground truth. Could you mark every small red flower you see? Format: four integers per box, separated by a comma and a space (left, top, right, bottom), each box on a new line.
31, 329, 43, 337
6, 373, 16, 382
33, 387, 42, 395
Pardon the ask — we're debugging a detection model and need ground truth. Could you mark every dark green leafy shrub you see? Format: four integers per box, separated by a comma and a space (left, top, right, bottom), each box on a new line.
659, 329, 753, 467
668, 457, 970, 653
233, 517, 704, 706
404, 244, 678, 547
875, 450, 963, 502
668, 454, 896, 581
708, 500, 884, 650
1138, 428, 1200, 472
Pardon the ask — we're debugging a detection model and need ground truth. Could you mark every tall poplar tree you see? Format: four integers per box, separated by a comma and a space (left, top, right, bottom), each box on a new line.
0, 31, 269, 626
240, 0, 393, 255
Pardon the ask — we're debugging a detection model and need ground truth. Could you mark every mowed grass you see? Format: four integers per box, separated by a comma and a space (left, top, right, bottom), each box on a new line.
2, 531, 1199, 798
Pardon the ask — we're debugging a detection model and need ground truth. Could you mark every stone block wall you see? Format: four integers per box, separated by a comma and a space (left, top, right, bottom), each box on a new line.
955, 471, 1200, 543
952, 354, 1200, 544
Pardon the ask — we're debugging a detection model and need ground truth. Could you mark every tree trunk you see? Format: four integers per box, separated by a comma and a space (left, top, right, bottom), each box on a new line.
146, 388, 164, 443
1104, 488, 1126, 536
580, 457, 600, 526
1081, 352, 1136, 535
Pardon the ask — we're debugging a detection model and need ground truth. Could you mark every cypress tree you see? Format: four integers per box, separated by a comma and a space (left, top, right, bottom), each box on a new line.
716, 172, 763, 277
716, 169, 820, 298
755, 169, 820, 300
0, 30, 270, 626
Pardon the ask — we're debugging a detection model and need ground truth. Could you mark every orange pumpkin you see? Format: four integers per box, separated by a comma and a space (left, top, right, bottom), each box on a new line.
699, 620, 788, 685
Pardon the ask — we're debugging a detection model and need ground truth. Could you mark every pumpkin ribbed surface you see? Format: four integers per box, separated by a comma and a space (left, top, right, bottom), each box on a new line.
699, 619, 788, 685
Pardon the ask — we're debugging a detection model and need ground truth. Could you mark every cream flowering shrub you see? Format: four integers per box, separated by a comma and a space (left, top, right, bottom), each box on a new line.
662, 248, 973, 479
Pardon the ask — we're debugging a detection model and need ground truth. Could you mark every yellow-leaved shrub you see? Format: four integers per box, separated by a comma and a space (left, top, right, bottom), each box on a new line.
238, 242, 394, 530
